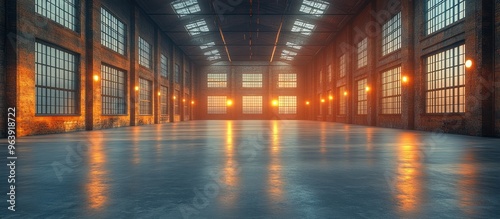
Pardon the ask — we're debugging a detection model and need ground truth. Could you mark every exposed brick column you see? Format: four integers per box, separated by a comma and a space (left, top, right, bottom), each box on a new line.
401, 0, 415, 130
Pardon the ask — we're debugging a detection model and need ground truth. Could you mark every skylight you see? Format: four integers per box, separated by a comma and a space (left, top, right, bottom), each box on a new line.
185, 19, 209, 36
200, 42, 216, 50
299, 0, 329, 17
286, 42, 302, 50
204, 49, 220, 56
291, 20, 315, 36
207, 55, 221, 61
281, 49, 298, 61
171, 0, 201, 17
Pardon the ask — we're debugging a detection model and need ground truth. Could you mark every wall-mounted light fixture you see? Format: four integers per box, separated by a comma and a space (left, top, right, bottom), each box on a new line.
366, 86, 371, 92
226, 99, 233, 106
135, 86, 139, 91
465, 59, 473, 68
272, 100, 279, 107
402, 76, 409, 83
93, 75, 99, 82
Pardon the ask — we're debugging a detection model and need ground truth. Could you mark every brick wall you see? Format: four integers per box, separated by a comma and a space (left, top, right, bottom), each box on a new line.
197, 62, 306, 120
0, 0, 5, 137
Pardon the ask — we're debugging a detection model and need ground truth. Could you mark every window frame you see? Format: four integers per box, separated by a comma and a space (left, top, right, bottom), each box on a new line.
380, 67, 402, 115
100, 7, 127, 55
139, 78, 153, 115
101, 64, 127, 115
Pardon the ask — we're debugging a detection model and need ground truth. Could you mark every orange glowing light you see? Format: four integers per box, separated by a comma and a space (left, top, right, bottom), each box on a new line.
135, 86, 139, 91
465, 59, 473, 68
321, 99, 326, 103
329, 96, 334, 100
158, 92, 161, 96
93, 75, 99, 82
402, 76, 409, 83
227, 99, 233, 106
272, 100, 279, 106
173, 96, 177, 100
183, 99, 186, 103
306, 101, 310, 105
366, 86, 371, 92
191, 101, 195, 105
343, 91, 348, 96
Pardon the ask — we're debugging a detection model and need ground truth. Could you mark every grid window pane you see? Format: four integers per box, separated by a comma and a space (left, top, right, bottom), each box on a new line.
242, 74, 263, 88
382, 12, 401, 56
357, 38, 368, 68
207, 74, 227, 88
101, 8, 126, 55
242, 96, 263, 114
161, 54, 168, 78
101, 65, 126, 115
426, 44, 465, 114
35, 42, 79, 115
381, 67, 402, 114
139, 78, 152, 115
175, 64, 181, 83
35, 0, 79, 31
357, 79, 368, 115
338, 86, 347, 115
339, 54, 346, 78
328, 64, 332, 82
161, 86, 169, 115
278, 74, 297, 88
138, 37, 152, 68
171, 0, 201, 17
328, 90, 333, 115
278, 96, 297, 114
207, 96, 227, 114
426, 0, 465, 35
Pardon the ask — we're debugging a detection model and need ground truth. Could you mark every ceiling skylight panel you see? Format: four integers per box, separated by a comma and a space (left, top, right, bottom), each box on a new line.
172, 0, 201, 17
282, 50, 298, 56
286, 42, 302, 50
207, 55, 221, 61
291, 20, 315, 36
200, 42, 216, 50
204, 49, 220, 56
185, 19, 209, 36
300, 0, 329, 17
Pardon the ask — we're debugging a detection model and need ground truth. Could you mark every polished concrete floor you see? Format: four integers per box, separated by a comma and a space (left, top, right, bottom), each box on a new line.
1, 120, 500, 218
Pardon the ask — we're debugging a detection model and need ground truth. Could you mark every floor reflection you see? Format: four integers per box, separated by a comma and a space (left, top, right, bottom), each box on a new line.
268, 121, 284, 202
458, 149, 479, 216
85, 132, 109, 210
394, 133, 423, 213
219, 121, 239, 207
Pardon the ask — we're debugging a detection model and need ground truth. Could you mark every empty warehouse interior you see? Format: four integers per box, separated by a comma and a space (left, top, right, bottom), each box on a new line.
1, 0, 500, 218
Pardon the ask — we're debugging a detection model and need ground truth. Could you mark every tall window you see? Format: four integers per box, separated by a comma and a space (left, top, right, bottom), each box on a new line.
138, 37, 152, 68
101, 8, 126, 55
242, 96, 263, 114
242, 74, 263, 88
357, 79, 368, 115
207, 74, 227, 88
357, 38, 368, 68
101, 65, 126, 115
184, 93, 190, 117
161, 86, 169, 115
382, 12, 401, 56
207, 96, 227, 114
381, 67, 402, 114
278, 96, 297, 114
426, 0, 465, 35
161, 54, 168, 78
175, 64, 181, 83
185, 71, 191, 86
35, 42, 79, 115
426, 44, 465, 114
339, 54, 346, 78
338, 86, 346, 115
328, 90, 333, 115
278, 74, 297, 88
139, 78, 152, 115
328, 64, 332, 82
35, 0, 79, 31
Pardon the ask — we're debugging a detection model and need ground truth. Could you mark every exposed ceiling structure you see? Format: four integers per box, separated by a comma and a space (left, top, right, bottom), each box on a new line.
136, 0, 368, 65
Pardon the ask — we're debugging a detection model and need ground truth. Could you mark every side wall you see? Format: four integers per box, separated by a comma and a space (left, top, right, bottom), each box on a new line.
0, 0, 5, 137
7, 0, 194, 137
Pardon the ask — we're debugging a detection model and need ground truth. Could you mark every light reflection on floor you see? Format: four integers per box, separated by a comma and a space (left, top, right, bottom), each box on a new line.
3, 120, 500, 218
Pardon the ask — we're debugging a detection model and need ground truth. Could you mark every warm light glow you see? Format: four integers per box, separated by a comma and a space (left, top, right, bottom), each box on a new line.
402, 76, 409, 83
465, 59, 473, 68
306, 101, 310, 105
226, 99, 233, 106
158, 92, 161, 96
321, 99, 326, 103
183, 99, 186, 103
343, 91, 348, 96
366, 86, 371, 92
173, 96, 177, 100
191, 101, 195, 105
135, 86, 139, 91
272, 100, 279, 106
93, 75, 99, 81
329, 96, 333, 100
